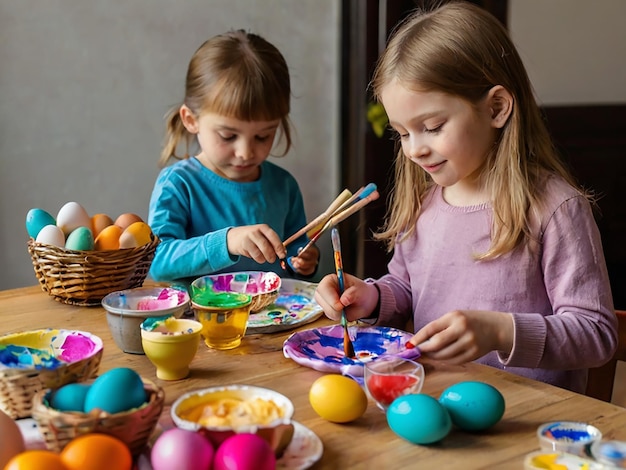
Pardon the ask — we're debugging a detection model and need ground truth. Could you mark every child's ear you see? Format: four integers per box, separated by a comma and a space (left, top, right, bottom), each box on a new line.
180, 105, 199, 134
487, 85, 513, 129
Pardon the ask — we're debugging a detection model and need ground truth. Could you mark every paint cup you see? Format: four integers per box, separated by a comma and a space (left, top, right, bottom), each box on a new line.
537, 421, 602, 457
191, 291, 252, 350
364, 356, 425, 410
140, 316, 202, 380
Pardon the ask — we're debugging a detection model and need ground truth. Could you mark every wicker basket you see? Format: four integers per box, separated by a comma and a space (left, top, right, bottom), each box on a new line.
31, 378, 164, 456
0, 331, 103, 419
27, 237, 160, 307
250, 290, 280, 313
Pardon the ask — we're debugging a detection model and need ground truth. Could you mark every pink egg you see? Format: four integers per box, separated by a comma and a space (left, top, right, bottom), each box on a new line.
151, 428, 214, 470
213, 433, 276, 470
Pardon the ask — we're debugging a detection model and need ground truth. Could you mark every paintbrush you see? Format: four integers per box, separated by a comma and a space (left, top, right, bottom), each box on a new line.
280, 189, 353, 274
308, 182, 377, 238
331, 227, 355, 358
283, 189, 352, 248
296, 188, 379, 258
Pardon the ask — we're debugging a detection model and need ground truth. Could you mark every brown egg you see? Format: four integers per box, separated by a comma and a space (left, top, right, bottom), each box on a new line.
91, 213, 114, 238
114, 213, 144, 231
0, 409, 25, 468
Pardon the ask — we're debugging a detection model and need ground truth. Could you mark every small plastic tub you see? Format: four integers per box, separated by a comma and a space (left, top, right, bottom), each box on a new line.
537, 421, 602, 457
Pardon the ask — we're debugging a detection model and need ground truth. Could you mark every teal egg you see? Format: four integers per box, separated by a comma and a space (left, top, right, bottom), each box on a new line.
25, 208, 56, 239
84, 367, 147, 414
64, 226, 94, 250
50, 383, 91, 412
439, 381, 505, 432
386, 394, 452, 445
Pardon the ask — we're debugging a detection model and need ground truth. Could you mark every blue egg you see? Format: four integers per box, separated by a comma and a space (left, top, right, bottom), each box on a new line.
50, 383, 91, 412
25, 208, 56, 239
386, 394, 452, 445
439, 381, 505, 432
84, 367, 147, 414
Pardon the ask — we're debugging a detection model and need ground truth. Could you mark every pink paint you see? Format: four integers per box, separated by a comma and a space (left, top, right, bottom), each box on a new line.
58, 333, 98, 363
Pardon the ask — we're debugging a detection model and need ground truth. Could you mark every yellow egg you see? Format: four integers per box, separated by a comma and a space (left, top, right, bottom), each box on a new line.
94, 224, 123, 250
56, 202, 90, 236
119, 221, 153, 249
0, 410, 25, 468
4, 450, 69, 470
90, 213, 114, 238
61, 434, 132, 470
309, 374, 368, 423
114, 213, 144, 231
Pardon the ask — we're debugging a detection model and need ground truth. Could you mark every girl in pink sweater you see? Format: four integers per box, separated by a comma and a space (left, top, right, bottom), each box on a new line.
314, 2, 616, 393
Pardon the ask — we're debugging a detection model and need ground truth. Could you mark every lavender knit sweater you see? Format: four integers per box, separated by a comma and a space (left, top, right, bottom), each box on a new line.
374, 176, 617, 393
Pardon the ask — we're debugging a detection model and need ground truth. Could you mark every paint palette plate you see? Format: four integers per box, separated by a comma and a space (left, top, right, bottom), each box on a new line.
282, 324, 420, 377
246, 279, 324, 334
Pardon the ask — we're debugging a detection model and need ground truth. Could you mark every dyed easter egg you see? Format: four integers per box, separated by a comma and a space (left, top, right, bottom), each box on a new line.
65, 226, 94, 251
35, 224, 65, 247
213, 433, 275, 470
50, 383, 91, 412
61, 434, 132, 470
119, 221, 153, 248
309, 374, 367, 423
94, 224, 122, 250
151, 428, 214, 470
4, 450, 69, 470
387, 394, 452, 445
439, 381, 505, 431
25, 208, 56, 239
84, 368, 147, 414
57, 202, 90, 236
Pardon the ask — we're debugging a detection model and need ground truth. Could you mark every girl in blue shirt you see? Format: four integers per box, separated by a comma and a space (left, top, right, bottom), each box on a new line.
148, 30, 319, 282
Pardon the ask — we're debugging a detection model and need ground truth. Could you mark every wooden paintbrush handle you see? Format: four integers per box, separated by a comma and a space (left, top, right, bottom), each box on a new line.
283, 189, 352, 247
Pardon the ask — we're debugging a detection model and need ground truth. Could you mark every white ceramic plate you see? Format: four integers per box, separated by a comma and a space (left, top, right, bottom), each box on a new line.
278, 421, 323, 470
246, 279, 324, 334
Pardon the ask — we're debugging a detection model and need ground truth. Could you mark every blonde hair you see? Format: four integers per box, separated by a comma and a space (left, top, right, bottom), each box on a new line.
160, 30, 293, 167
371, 1, 583, 259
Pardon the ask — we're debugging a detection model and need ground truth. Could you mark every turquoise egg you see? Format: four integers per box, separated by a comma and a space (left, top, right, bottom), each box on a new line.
439, 381, 505, 432
50, 383, 91, 412
25, 208, 56, 239
84, 367, 147, 414
65, 226, 94, 250
386, 394, 451, 445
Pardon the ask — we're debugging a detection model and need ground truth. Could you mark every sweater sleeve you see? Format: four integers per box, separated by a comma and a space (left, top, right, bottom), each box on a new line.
147, 167, 237, 281
503, 194, 617, 369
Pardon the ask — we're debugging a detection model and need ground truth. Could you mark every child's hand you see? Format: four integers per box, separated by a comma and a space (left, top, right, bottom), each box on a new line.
406, 310, 514, 364
314, 273, 378, 321
227, 224, 287, 264
289, 245, 320, 276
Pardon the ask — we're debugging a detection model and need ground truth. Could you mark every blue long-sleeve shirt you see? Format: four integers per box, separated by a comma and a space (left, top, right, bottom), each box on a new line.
148, 157, 309, 283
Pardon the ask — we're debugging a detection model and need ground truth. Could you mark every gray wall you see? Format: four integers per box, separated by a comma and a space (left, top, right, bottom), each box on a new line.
0, 0, 340, 289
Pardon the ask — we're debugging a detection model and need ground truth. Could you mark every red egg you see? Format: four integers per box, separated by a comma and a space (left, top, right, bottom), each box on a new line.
213, 433, 276, 470
151, 428, 214, 470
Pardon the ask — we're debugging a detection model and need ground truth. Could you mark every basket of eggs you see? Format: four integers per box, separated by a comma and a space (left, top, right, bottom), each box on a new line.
26, 202, 160, 306
31, 367, 164, 456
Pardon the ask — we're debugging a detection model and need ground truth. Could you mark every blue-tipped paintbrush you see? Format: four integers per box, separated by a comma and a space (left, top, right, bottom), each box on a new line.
331, 227, 355, 358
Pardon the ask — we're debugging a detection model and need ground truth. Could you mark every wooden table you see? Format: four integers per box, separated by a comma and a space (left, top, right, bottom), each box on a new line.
2, 285, 626, 469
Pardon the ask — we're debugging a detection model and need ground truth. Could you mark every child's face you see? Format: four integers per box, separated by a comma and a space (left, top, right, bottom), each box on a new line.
381, 82, 499, 202
182, 109, 280, 182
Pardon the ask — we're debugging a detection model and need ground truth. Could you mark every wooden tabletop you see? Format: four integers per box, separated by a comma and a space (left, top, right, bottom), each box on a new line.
2, 285, 626, 469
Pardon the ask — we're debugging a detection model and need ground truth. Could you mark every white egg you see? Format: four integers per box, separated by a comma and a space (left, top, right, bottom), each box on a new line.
35, 224, 66, 247
0, 409, 25, 468
57, 202, 90, 236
